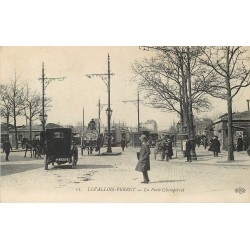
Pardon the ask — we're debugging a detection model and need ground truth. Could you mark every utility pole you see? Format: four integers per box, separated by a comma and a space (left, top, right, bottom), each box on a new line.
97, 98, 109, 134
123, 90, 141, 132
39, 62, 66, 133
83, 106, 85, 134
86, 54, 115, 154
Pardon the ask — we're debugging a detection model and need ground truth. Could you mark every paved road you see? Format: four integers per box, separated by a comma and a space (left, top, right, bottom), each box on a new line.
1, 146, 250, 202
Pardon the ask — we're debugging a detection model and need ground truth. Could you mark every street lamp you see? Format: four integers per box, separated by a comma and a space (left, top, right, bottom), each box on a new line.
106, 108, 113, 153
85, 54, 115, 154
39, 113, 48, 131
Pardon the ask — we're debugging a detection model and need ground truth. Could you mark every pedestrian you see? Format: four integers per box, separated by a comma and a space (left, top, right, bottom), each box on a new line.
3, 139, 12, 161
135, 134, 151, 184
208, 136, 221, 157
167, 139, 173, 160
88, 119, 96, 130
236, 135, 243, 151
204, 136, 208, 149
160, 139, 168, 161
121, 138, 125, 152
185, 138, 192, 162
243, 135, 249, 151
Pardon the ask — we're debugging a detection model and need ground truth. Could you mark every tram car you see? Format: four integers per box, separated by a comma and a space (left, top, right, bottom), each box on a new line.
131, 129, 159, 147
104, 127, 131, 147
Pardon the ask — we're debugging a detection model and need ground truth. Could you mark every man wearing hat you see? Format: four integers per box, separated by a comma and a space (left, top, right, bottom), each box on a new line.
135, 134, 151, 183
3, 139, 12, 161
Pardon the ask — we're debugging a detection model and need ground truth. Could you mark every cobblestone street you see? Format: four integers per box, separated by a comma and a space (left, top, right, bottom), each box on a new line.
1, 146, 250, 202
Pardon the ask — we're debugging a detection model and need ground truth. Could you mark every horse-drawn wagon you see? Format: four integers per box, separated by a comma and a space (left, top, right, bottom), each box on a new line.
82, 119, 103, 155
44, 127, 78, 170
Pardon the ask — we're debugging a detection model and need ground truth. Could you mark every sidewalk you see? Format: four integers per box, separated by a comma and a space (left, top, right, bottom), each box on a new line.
168, 146, 250, 167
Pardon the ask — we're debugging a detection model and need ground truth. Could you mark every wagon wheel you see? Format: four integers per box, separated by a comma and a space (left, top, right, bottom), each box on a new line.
72, 154, 76, 169
44, 154, 49, 170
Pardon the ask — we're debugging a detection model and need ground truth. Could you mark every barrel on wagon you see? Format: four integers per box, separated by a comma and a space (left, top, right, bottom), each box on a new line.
82, 119, 104, 155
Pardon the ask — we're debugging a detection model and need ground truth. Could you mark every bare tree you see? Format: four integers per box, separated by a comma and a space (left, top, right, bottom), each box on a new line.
132, 46, 217, 137
23, 84, 52, 139
23, 86, 42, 139
4, 73, 26, 149
0, 84, 12, 139
201, 46, 250, 161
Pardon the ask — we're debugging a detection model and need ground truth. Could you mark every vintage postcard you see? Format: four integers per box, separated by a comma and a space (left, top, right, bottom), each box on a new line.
1, 46, 250, 202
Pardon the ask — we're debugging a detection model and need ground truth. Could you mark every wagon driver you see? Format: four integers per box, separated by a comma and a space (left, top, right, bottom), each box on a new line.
88, 119, 96, 130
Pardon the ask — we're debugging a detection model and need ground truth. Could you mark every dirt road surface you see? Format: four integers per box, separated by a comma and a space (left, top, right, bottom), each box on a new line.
1, 146, 250, 202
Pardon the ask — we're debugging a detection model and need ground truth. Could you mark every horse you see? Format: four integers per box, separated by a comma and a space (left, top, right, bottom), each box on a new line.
22, 139, 34, 158
32, 139, 43, 158
22, 139, 43, 158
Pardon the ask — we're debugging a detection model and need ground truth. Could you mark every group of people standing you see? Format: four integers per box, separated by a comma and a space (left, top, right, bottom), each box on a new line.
208, 136, 221, 157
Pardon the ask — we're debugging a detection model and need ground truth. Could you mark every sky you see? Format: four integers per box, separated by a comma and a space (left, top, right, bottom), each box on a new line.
1, 46, 250, 131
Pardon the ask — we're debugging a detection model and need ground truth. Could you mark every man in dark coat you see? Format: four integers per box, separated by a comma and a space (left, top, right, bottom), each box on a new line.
236, 135, 243, 151
88, 119, 96, 130
167, 139, 173, 160
135, 134, 151, 183
185, 139, 192, 162
3, 140, 12, 161
204, 136, 208, 149
121, 138, 125, 152
209, 136, 221, 157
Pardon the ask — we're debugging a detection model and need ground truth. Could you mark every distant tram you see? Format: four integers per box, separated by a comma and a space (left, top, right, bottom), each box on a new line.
131, 129, 159, 147
104, 127, 131, 147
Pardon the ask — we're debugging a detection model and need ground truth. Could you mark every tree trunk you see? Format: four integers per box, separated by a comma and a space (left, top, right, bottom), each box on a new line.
187, 46, 197, 160
14, 115, 18, 149
29, 103, 32, 140
226, 47, 234, 161
180, 59, 190, 136
227, 98, 234, 161
6, 111, 10, 140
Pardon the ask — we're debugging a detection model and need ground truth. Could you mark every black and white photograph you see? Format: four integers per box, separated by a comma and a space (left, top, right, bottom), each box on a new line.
1, 1, 250, 250
1, 46, 250, 202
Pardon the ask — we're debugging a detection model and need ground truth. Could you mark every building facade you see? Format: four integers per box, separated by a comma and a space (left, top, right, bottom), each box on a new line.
210, 111, 250, 150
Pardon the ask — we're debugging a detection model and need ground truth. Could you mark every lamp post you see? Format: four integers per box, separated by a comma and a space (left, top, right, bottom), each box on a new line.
106, 107, 113, 153
85, 54, 115, 154
39, 113, 48, 132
